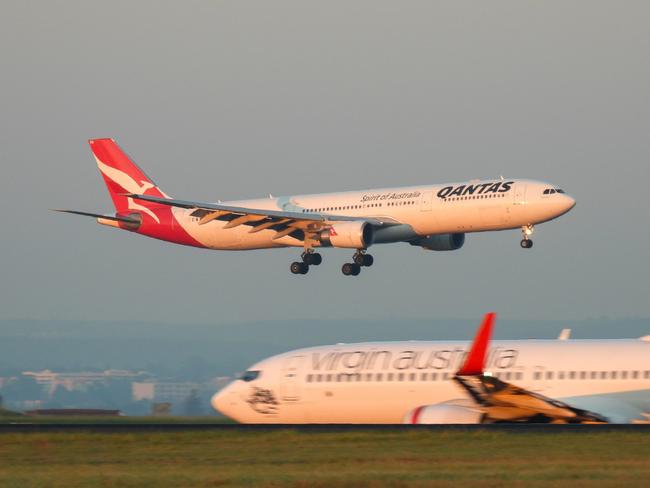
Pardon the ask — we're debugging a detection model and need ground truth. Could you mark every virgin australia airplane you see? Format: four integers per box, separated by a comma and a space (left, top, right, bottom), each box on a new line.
212, 314, 650, 424
56, 139, 575, 276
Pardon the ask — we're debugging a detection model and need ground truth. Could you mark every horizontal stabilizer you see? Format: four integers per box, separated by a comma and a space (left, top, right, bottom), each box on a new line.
52, 209, 140, 225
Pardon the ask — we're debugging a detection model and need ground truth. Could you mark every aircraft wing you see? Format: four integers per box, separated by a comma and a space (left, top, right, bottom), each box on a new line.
127, 193, 399, 241
454, 313, 608, 424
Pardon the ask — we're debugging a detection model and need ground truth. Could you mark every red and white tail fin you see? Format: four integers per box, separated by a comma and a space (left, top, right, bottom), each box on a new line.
89, 138, 168, 221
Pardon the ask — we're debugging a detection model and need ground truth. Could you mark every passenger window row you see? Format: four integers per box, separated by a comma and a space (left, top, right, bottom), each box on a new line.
442, 194, 506, 202
302, 201, 416, 213
307, 372, 446, 382
534, 370, 650, 381
305, 369, 650, 383
306, 371, 524, 383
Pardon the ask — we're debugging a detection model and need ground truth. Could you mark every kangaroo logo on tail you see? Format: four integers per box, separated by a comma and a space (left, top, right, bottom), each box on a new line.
95, 158, 156, 195
95, 158, 160, 223
90, 138, 168, 224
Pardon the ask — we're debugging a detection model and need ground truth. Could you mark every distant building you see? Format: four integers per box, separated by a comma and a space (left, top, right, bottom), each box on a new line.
21, 400, 44, 410
25, 408, 121, 417
131, 381, 203, 404
151, 402, 172, 416
23, 369, 150, 395
132, 382, 155, 401
131, 380, 211, 408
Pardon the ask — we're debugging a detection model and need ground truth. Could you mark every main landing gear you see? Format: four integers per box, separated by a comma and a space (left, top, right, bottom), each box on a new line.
290, 250, 323, 275
342, 250, 374, 276
289, 249, 374, 276
520, 224, 534, 249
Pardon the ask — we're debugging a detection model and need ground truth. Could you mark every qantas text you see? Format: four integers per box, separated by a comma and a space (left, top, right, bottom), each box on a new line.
437, 181, 514, 199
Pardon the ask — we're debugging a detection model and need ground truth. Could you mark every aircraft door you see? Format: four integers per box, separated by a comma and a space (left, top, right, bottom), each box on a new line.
514, 183, 527, 205
280, 355, 304, 401
420, 191, 433, 211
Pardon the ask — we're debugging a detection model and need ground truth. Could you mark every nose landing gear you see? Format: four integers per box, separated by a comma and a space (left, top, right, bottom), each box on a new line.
520, 224, 534, 249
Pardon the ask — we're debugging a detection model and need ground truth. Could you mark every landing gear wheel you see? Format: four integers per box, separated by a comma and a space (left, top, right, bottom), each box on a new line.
520, 224, 534, 249
303, 252, 322, 266
290, 261, 309, 274
342, 263, 361, 276
353, 252, 373, 267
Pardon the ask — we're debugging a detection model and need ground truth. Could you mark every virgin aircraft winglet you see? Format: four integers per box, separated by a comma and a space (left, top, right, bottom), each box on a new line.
456, 312, 496, 376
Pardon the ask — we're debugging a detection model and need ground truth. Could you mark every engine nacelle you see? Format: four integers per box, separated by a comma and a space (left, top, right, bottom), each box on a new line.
403, 404, 483, 424
410, 233, 465, 251
320, 222, 374, 249
97, 212, 141, 231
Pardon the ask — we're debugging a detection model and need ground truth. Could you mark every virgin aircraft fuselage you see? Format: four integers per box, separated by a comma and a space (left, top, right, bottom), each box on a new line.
213, 336, 650, 424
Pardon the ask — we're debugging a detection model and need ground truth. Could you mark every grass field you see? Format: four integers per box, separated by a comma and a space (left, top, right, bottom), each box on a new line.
1, 429, 650, 487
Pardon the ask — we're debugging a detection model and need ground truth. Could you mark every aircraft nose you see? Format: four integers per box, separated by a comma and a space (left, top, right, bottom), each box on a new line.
211, 385, 236, 415
562, 194, 576, 213
211, 390, 225, 413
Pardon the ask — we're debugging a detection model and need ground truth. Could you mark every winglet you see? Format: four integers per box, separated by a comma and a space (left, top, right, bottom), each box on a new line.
457, 312, 496, 376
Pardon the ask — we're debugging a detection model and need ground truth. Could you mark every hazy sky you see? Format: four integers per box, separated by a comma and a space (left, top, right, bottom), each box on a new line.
1, 1, 648, 325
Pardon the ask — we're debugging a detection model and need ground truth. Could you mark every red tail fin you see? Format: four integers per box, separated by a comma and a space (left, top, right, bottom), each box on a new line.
89, 138, 167, 215
457, 312, 496, 376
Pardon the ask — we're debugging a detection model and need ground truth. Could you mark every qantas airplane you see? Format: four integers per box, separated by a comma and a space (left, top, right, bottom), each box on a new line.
211, 314, 650, 424
56, 139, 575, 275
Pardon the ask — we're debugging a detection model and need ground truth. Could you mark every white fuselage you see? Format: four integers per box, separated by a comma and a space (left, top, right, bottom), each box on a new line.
171, 179, 575, 250
212, 339, 650, 423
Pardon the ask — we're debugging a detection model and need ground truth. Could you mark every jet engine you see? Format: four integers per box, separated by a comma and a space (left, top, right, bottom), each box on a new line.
403, 403, 483, 424
320, 222, 374, 249
410, 233, 465, 251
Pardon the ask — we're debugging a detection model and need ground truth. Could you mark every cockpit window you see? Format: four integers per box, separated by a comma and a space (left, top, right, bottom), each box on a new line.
240, 370, 261, 382
556, 188, 565, 193
544, 188, 565, 195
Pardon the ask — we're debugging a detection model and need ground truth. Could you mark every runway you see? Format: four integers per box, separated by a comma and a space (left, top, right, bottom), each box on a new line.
2, 423, 650, 433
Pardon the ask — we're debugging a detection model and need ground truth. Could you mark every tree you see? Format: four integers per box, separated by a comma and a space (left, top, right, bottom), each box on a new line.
182, 389, 204, 416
